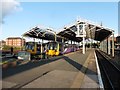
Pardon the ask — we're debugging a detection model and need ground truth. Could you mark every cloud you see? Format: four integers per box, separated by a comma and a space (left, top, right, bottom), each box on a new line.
0, 0, 22, 24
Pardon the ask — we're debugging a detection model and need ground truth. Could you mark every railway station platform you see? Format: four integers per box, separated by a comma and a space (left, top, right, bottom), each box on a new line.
16, 49, 101, 89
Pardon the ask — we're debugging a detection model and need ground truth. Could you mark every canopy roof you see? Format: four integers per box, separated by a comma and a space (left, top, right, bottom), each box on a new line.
57, 20, 113, 42
22, 26, 64, 42
23, 19, 113, 42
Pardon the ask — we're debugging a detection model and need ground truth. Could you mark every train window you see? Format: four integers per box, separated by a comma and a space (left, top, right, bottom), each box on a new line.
59, 44, 63, 51
25, 43, 35, 50
47, 42, 58, 50
31, 45, 34, 51
54, 44, 57, 50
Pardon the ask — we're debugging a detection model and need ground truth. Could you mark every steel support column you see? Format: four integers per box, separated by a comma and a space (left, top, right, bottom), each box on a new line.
55, 32, 57, 42
108, 37, 111, 55
103, 39, 107, 53
62, 38, 64, 43
41, 39, 43, 59
99, 42, 101, 50
83, 24, 85, 54
100, 41, 103, 51
71, 40, 72, 44
102, 41, 104, 51
112, 32, 114, 57
83, 37, 85, 54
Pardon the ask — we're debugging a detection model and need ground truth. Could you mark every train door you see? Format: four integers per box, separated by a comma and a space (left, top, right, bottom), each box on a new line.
58, 43, 64, 55
55, 42, 59, 56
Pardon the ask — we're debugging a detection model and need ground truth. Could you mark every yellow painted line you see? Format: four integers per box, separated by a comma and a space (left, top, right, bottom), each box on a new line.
70, 51, 92, 88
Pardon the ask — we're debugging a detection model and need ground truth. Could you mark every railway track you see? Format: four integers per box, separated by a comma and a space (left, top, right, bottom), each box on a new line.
95, 50, 120, 90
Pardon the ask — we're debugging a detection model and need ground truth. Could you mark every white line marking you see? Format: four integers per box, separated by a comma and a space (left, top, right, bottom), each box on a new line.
94, 51, 104, 90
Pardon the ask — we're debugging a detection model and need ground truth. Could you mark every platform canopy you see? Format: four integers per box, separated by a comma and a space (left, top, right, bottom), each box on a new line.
22, 26, 65, 42
23, 26, 82, 42
57, 19, 113, 42
23, 19, 113, 42
57, 25, 83, 42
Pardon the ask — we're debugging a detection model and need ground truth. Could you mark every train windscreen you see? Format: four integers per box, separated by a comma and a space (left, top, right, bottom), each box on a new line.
48, 42, 57, 50
25, 42, 35, 50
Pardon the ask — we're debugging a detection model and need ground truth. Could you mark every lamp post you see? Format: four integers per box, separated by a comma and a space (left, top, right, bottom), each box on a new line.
108, 37, 111, 55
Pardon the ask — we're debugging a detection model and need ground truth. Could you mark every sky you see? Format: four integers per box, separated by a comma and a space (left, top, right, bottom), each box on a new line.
1, 2, 119, 41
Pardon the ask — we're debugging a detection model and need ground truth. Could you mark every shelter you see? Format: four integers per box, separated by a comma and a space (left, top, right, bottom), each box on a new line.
57, 19, 113, 55
22, 18, 114, 56
22, 26, 65, 42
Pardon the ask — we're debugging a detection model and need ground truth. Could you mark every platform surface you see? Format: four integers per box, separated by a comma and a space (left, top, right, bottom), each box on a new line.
22, 49, 99, 88
3, 49, 100, 89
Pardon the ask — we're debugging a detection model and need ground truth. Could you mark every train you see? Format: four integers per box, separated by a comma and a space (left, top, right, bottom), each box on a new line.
25, 42, 45, 55
25, 42, 46, 59
24, 41, 80, 59
45, 42, 80, 56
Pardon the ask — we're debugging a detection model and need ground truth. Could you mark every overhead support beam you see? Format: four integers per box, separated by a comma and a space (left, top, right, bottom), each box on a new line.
112, 32, 114, 57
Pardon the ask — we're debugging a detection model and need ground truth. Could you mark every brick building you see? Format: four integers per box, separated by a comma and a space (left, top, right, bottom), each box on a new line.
6, 37, 25, 47
0, 40, 6, 46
